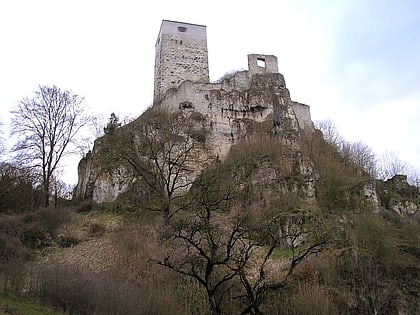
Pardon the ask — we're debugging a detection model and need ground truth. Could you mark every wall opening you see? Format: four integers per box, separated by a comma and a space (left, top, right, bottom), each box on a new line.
177, 26, 187, 32
257, 58, 266, 68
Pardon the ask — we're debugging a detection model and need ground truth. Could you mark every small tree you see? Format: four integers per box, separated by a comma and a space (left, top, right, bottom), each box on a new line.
103, 112, 121, 135
158, 164, 326, 314
10, 85, 90, 207
377, 150, 411, 180
315, 119, 343, 149
0, 162, 41, 212
340, 140, 377, 177
158, 166, 242, 314
106, 108, 208, 220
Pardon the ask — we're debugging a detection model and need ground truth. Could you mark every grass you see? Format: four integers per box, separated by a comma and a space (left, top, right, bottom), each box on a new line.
80, 210, 124, 225
271, 247, 294, 259
0, 294, 63, 315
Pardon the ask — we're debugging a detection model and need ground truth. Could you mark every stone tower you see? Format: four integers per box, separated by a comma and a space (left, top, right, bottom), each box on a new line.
153, 20, 209, 103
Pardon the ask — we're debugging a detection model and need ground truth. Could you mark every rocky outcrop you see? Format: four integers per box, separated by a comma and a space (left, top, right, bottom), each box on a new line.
376, 175, 419, 216
159, 69, 312, 160
74, 61, 317, 203
74, 141, 133, 203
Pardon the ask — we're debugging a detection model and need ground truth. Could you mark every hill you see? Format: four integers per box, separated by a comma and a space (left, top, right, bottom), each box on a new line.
1, 19, 419, 314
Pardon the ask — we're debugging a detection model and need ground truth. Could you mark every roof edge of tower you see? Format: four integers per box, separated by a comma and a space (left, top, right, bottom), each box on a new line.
161, 19, 207, 28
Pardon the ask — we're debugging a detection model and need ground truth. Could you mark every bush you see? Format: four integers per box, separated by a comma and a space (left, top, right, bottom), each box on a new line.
1, 259, 29, 296
29, 262, 191, 315
76, 201, 93, 213
87, 222, 106, 237
19, 208, 70, 250
0, 215, 32, 263
56, 234, 80, 248
20, 224, 52, 250
274, 283, 338, 315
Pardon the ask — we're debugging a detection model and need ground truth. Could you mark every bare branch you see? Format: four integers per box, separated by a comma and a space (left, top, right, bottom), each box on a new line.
10, 85, 91, 206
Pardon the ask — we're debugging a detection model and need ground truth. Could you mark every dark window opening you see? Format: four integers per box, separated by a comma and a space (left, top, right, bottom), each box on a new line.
179, 101, 193, 109
177, 26, 187, 32
257, 58, 266, 68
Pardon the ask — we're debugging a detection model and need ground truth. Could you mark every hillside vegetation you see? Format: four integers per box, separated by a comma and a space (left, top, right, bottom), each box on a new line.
1, 112, 419, 315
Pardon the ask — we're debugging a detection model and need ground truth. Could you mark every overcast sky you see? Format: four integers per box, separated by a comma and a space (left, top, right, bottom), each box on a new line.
1, 0, 419, 185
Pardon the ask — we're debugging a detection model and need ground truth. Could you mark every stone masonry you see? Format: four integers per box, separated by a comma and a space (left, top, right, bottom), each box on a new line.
154, 22, 313, 159
154, 20, 313, 158
154, 20, 209, 103
74, 20, 315, 203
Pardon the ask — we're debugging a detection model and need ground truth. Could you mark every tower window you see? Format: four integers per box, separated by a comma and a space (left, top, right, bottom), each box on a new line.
177, 26, 187, 32
257, 58, 266, 68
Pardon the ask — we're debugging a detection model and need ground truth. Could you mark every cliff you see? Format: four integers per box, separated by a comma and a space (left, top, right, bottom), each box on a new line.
74, 52, 419, 219
74, 60, 315, 203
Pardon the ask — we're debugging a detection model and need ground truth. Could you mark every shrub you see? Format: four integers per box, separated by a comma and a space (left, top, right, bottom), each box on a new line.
87, 222, 106, 237
0, 215, 32, 262
56, 234, 80, 248
30, 262, 190, 315
20, 224, 52, 250
76, 201, 93, 213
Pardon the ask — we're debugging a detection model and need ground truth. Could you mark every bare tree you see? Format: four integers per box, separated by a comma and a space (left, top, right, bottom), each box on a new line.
315, 119, 343, 149
157, 167, 242, 314
376, 150, 412, 181
0, 119, 5, 157
340, 140, 377, 177
107, 108, 209, 220
10, 85, 90, 207
157, 165, 326, 314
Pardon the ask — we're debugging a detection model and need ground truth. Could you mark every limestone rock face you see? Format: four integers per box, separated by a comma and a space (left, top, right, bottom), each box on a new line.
376, 175, 420, 216
158, 69, 312, 161
246, 154, 318, 201
74, 57, 315, 203
75, 141, 133, 203
363, 181, 381, 212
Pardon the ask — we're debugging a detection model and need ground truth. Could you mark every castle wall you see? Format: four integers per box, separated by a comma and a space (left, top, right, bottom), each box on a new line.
75, 21, 317, 204
220, 71, 251, 91
290, 101, 313, 130
158, 67, 315, 159
248, 54, 279, 74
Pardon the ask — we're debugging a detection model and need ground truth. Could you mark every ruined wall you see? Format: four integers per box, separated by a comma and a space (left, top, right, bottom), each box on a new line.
290, 101, 313, 130
75, 20, 316, 203
158, 59, 314, 159
247, 54, 279, 74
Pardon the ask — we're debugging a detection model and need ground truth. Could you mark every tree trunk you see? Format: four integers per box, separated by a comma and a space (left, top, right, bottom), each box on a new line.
43, 180, 50, 207
209, 293, 222, 315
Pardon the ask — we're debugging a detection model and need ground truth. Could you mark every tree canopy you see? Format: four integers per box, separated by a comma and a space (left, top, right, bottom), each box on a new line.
10, 85, 90, 207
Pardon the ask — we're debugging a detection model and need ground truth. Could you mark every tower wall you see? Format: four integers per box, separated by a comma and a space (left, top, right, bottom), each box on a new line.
154, 20, 209, 103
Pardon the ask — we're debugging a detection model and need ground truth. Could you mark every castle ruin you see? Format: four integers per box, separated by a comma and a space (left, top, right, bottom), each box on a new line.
153, 20, 313, 158
75, 20, 316, 203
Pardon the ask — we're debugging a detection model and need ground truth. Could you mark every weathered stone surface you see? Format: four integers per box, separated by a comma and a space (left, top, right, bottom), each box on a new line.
158, 67, 313, 161
75, 64, 315, 203
74, 20, 316, 204
376, 175, 420, 216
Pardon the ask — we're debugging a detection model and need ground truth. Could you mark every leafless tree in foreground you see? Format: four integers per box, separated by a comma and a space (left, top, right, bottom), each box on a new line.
10, 85, 90, 207
106, 108, 209, 221
157, 166, 326, 315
